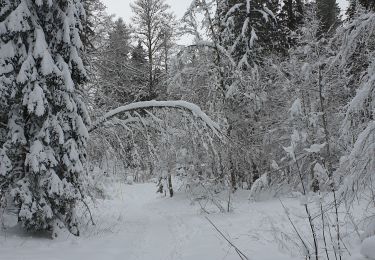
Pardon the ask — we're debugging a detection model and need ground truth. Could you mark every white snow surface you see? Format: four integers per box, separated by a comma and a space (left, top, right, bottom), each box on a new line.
361, 236, 375, 259
0, 181, 305, 260
0, 180, 368, 260
304, 143, 326, 153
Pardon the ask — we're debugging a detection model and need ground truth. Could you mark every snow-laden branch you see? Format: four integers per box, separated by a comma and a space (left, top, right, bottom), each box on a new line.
89, 100, 221, 134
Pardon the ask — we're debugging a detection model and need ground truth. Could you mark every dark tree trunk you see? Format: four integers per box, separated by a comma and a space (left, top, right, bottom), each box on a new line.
168, 174, 173, 197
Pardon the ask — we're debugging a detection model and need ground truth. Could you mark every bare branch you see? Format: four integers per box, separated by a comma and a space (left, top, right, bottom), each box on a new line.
205, 216, 249, 260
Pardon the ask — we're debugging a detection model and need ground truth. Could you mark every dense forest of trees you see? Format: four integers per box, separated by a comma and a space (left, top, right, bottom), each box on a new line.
0, 0, 375, 258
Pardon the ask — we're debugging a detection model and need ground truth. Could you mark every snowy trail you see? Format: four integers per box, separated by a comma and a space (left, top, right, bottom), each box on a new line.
0, 183, 302, 260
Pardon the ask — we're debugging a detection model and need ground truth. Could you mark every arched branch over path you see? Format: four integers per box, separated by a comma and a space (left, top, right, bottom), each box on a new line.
89, 100, 221, 135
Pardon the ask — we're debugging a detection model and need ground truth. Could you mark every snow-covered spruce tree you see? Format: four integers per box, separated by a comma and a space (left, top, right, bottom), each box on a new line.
316, 0, 340, 35
347, 0, 375, 18
0, 0, 90, 236
94, 18, 140, 110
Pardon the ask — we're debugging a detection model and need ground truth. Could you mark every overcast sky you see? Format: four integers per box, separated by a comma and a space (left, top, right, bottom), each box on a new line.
101, 0, 349, 45
101, 0, 349, 23
101, 0, 192, 23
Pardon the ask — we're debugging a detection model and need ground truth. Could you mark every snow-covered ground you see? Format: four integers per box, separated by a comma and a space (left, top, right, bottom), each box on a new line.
0, 181, 368, 260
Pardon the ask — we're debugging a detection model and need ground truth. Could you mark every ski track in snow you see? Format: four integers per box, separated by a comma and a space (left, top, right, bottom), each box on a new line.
0, 182, 364, 260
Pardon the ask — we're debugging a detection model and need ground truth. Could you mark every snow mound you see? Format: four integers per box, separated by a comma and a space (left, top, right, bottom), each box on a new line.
361, 236, 375, 259
249, 174, 269, 201
126, 175, 134, 185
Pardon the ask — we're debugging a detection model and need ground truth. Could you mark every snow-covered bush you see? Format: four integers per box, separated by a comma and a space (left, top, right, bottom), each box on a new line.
336, 11, 375, 201
125, 175, 134, 185
248, 173, 270, 201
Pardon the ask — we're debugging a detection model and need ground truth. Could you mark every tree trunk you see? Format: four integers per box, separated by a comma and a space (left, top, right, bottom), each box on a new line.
286, 0, 295, 29
168, 174, 173, 197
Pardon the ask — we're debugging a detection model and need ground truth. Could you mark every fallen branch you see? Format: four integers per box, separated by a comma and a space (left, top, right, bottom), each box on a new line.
279, 199, 311, 259
205, 216, 249, 260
